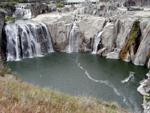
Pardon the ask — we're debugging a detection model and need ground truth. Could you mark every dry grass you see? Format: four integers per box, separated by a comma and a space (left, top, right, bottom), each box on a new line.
0, 75, 129, 113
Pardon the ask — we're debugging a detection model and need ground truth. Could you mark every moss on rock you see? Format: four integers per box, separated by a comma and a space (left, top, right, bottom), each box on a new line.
120, 20, 141, 60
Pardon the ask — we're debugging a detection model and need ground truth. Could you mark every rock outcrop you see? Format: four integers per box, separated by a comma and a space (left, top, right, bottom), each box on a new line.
120, 20, 141, 62
75, 2, 122, 17
134, 22, 150, 66
138, 72, 150, 113
0, 10, 5, 41
0, 2, 15, 16
0, 9, 5, 58
14, 3, 50, 19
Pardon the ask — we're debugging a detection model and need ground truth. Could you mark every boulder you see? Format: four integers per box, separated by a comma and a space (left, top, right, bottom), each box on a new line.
137, 71, 150, 113
106, 48, 120, 59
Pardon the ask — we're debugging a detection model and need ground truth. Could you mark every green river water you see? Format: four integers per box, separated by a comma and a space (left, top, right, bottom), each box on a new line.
7, 53, 148, 113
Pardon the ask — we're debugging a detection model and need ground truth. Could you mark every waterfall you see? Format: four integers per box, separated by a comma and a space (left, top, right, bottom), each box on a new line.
5, 20, 54, 61
67, 21, 80, 53
92, 31, 103, 54
14, 4, 32, 19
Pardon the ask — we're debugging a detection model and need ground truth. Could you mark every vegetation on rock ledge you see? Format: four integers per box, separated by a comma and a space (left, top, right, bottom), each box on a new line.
120, 20, 141, 60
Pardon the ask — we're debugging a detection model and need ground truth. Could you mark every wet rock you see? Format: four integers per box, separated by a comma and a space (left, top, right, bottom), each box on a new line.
0, 9, 5, 58
78, 16, 106, 52
99, 22, 116, 56
120, 20, 141, 62
115, 18, 136, 49
138, 71, 150, 113
147, 59, 150, 69
33, 13, 106, 52
106, 48, 120, 59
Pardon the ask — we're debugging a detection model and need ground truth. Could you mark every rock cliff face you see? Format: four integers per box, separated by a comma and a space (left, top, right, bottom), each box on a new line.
1, 2, 150, 69
0, 10, 5, 58
3, 8, 149, 68
33, 13, 106, 53
0, 10, 5, 42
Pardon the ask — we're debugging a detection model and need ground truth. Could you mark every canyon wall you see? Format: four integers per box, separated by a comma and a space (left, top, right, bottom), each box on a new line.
1, 1, 150, 67
31, 11, 150, 68
1, 2, 150, 112
3, 11, 150, 68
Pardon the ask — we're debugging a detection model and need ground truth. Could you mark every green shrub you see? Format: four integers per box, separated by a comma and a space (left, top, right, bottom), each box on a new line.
144, 95, 150, 102
0, 0, 25, 9
0, 63, 12, 77
0, 2, 16, 10
5, 16, 15, 22
56, 2, 64, 8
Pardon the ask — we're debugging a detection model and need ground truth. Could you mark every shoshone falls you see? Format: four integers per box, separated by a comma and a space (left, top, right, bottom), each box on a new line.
0, 1, 150, 113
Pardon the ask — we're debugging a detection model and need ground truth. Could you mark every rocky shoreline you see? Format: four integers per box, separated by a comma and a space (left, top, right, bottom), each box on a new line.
138, 72, 150, 113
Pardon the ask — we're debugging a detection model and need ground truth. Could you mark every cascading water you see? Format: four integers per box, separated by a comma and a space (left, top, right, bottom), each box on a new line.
92, 31, 103, 54
13, 4, 32, 19
5, 20, 54, 61
67, 21, 80, 53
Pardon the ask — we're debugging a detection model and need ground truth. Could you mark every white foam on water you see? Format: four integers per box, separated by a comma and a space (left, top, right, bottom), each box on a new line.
76, 61, 130, 106
121, 72, 135, 84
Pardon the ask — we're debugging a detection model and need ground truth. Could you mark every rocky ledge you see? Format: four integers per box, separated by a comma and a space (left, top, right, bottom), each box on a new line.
138, 72, 150, 113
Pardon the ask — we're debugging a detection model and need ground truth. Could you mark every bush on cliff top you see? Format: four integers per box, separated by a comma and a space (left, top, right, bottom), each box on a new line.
5, 16, 15, 22
56, 2, 64, 8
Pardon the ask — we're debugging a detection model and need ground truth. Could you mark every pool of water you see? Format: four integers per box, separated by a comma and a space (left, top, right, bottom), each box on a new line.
6, 53, 148, 113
